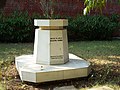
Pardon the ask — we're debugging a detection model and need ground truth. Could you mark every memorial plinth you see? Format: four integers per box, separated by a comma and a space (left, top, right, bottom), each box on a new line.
34, 19, 68, 65
15, 19, 91, 83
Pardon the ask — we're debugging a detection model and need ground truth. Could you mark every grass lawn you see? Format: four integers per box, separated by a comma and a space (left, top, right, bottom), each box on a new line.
0, 40, 120, 90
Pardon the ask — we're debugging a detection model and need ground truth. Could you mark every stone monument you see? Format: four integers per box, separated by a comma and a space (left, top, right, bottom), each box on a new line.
15, 19, 91, 83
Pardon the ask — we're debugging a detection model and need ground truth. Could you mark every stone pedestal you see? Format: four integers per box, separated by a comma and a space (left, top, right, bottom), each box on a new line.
15, 19, 91, 83
34, 19, 68, 65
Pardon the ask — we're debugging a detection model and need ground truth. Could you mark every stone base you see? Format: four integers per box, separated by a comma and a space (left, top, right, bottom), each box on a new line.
15, 54, 91, 83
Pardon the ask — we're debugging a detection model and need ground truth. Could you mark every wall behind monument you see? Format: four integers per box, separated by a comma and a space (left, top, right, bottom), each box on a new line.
1, 0, 120, 16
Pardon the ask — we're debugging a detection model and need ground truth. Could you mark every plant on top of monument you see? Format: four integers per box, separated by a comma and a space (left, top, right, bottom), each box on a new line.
40, 0, 55, 19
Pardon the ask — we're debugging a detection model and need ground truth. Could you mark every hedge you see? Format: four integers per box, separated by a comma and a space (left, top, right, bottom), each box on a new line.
0, 12, 34, 42
0, 12, 119, 42
67, 15, 119, 41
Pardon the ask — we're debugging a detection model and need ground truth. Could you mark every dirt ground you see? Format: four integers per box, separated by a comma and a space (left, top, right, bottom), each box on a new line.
1, 60, 120, 90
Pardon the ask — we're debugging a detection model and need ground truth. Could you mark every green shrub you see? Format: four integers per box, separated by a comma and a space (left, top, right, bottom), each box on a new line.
0, 12, 119, 42
109, 14, 120, 23
0, 11, 42, 43
0, 11, 62, 43
67, 15, 118, 41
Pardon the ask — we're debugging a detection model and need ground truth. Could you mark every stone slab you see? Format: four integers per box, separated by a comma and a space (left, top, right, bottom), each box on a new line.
34, 19, 68, 26
15, 53, 91, 83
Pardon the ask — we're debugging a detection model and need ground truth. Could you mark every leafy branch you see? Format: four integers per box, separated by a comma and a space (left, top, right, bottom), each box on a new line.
84, 0, 120, 15
84, 0, 106, 15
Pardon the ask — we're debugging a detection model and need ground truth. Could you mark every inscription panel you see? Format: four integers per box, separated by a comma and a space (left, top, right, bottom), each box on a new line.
49, 30, 68, 64
50, 30, 64, 63
50, 37, 63, 42
51, 55, 63, 59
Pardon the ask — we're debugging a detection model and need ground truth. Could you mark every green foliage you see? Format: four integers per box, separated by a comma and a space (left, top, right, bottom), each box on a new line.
0, 11, 63, 43
0, 12, 119, 42
84, 0, 120, 15
109, 14, 120, 32
0, 11, 60, 43
67, 15, 118, 41
109, 14, 120, 23
84, 0, 106, 15
0, 11, 41, 43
